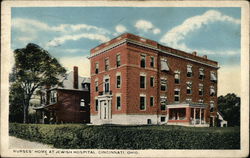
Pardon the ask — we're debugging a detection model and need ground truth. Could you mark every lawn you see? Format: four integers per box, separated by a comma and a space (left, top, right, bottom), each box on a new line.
9, 123, 240, 149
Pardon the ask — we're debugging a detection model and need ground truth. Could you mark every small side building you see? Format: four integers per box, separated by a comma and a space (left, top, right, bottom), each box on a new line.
34, 66, 90, 124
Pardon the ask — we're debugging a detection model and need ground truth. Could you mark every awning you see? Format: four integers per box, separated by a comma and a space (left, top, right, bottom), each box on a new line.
210, 88, 215, 94
187, 66, 192, 73
161, 60, 170, 71
211, 73, 217, 81
199, 70, 204, 76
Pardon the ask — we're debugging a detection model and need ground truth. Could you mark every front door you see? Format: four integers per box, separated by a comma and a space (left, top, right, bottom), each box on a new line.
100, 99, 111, 120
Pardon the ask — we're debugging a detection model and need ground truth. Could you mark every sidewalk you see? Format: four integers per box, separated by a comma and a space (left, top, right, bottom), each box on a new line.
9, 136, 54, 149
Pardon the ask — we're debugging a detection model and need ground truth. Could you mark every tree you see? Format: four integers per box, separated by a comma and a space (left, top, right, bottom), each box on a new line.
9, 82, 24, 123
218, 93, 240, 126
11, 43, 66, 123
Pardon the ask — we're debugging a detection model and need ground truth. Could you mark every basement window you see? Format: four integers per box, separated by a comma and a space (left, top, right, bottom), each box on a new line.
161, 117, 166, 122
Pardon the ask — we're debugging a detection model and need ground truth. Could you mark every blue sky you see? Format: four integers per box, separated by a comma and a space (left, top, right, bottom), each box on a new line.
11, 7, 241, 95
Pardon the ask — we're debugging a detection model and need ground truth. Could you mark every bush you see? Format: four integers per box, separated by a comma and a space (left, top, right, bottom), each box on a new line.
9, 123, 240, 149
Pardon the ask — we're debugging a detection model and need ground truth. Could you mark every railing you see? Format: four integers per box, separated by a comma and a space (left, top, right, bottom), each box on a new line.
98, 91, 112, 96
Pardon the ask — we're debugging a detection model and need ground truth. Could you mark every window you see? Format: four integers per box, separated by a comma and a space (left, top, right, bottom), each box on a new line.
150, 56, 154, 67
161, 58, 170, 71
95, 80, 98, 92
105, 58, 109, 71
199, 84, 204, 96
210, 86, 216, 96
116, 54, 121, 67
160, 96, 167, 111
187, 65, 193, 77
116, 96, 121, 110
150, 77, 154, 87
210, 101, 214, 112
150, 96, 154, 107
41, 94, 46, 104
186, 98, 192, 103
95, 62, 99, 74
174, 89, 180, 102
116, 75, 121, 88
140, 75, 146, 89
50, 91, 57, 103
80, 99, 85, 107
147, 119, 152, 124
140, 95, 146, 110
198, 99, 204, 104
174, 72, 180, 84
104, 78, 110, 92
161, 117, 166, 122
160, 78, 167, 91
140, 54, 146, 68
210, 71, 217, 82
95, 99, 98, 111
199, 68, 205, 80
186, 82, 192, 94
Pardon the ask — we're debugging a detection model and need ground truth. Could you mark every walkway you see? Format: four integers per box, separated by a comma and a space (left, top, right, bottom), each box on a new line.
9, 136, 53, 149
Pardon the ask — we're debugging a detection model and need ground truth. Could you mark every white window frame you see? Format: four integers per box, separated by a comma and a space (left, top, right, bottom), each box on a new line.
150, 56, 155, 67
150, 96, 154, 107
140, 54, 146, 68
174, 71, 180, 84
95, 62, 99, 74
199, 83, 204, 96
161, 58, 170, 71
116, 72, 122, 88
140, 73, 146, 89
116, 53, 121, 67
50, 90, 57, 104
210, 71, 217, 82
160, 96, 167, 111
186, 81, 192, 95
103, 75, 110, 93
139, 94, 146, 111
174, 88, 180, 102
116, 93, 121, 110
80, 99, 85, 107
160, 77, 167, 91
210, 86, 216, 96
187, 65, 193, 77
104, 58, 109, 71
199, 68, 205, 80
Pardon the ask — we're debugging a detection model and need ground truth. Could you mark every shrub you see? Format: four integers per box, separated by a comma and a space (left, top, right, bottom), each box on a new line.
9, 123, 240, 149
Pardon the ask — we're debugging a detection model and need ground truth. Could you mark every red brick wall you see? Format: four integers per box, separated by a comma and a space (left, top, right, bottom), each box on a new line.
90, 33, 218, 119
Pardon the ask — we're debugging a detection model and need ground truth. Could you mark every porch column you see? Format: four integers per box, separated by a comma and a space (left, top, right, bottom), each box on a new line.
199, 108, 202, 125
98, 99, 101, 119
203, 109, 206, 124
42, 111, 45, 124
108, 99, 112, 119
194, 108, 196, 125
186, 107, 190, 122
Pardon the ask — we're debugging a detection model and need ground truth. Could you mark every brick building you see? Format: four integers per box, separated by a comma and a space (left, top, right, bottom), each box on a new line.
89, 33, 218, 126
34, 66, 90, 124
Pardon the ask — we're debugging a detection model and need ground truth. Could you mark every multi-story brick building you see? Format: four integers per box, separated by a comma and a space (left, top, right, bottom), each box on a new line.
89, 33, 219, 126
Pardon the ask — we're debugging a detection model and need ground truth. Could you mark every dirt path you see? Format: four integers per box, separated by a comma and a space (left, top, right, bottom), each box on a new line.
9, 136, 54, 149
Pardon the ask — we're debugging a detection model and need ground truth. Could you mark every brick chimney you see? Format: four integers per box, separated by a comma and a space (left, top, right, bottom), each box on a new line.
192, 51, 197, 56
73, 66, 78, 89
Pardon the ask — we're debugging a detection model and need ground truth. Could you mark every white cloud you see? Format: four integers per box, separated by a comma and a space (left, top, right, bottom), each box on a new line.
47, 33, 110, 47
218, 65, 241, 96
63, 49, 84, 53
160, 10, 240, 50
135, 20, 161, 34
12, 18, 110, 34
115, 24, 127, 33
59, 56, 90, 77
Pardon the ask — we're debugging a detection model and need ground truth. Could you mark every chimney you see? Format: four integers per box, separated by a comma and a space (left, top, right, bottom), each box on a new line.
192, 51, 197, 56
73, 66, 78, 89
203, 55, 207, 59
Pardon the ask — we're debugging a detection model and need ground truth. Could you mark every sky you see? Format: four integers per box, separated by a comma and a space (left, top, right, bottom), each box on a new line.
11, 7, 241, 96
